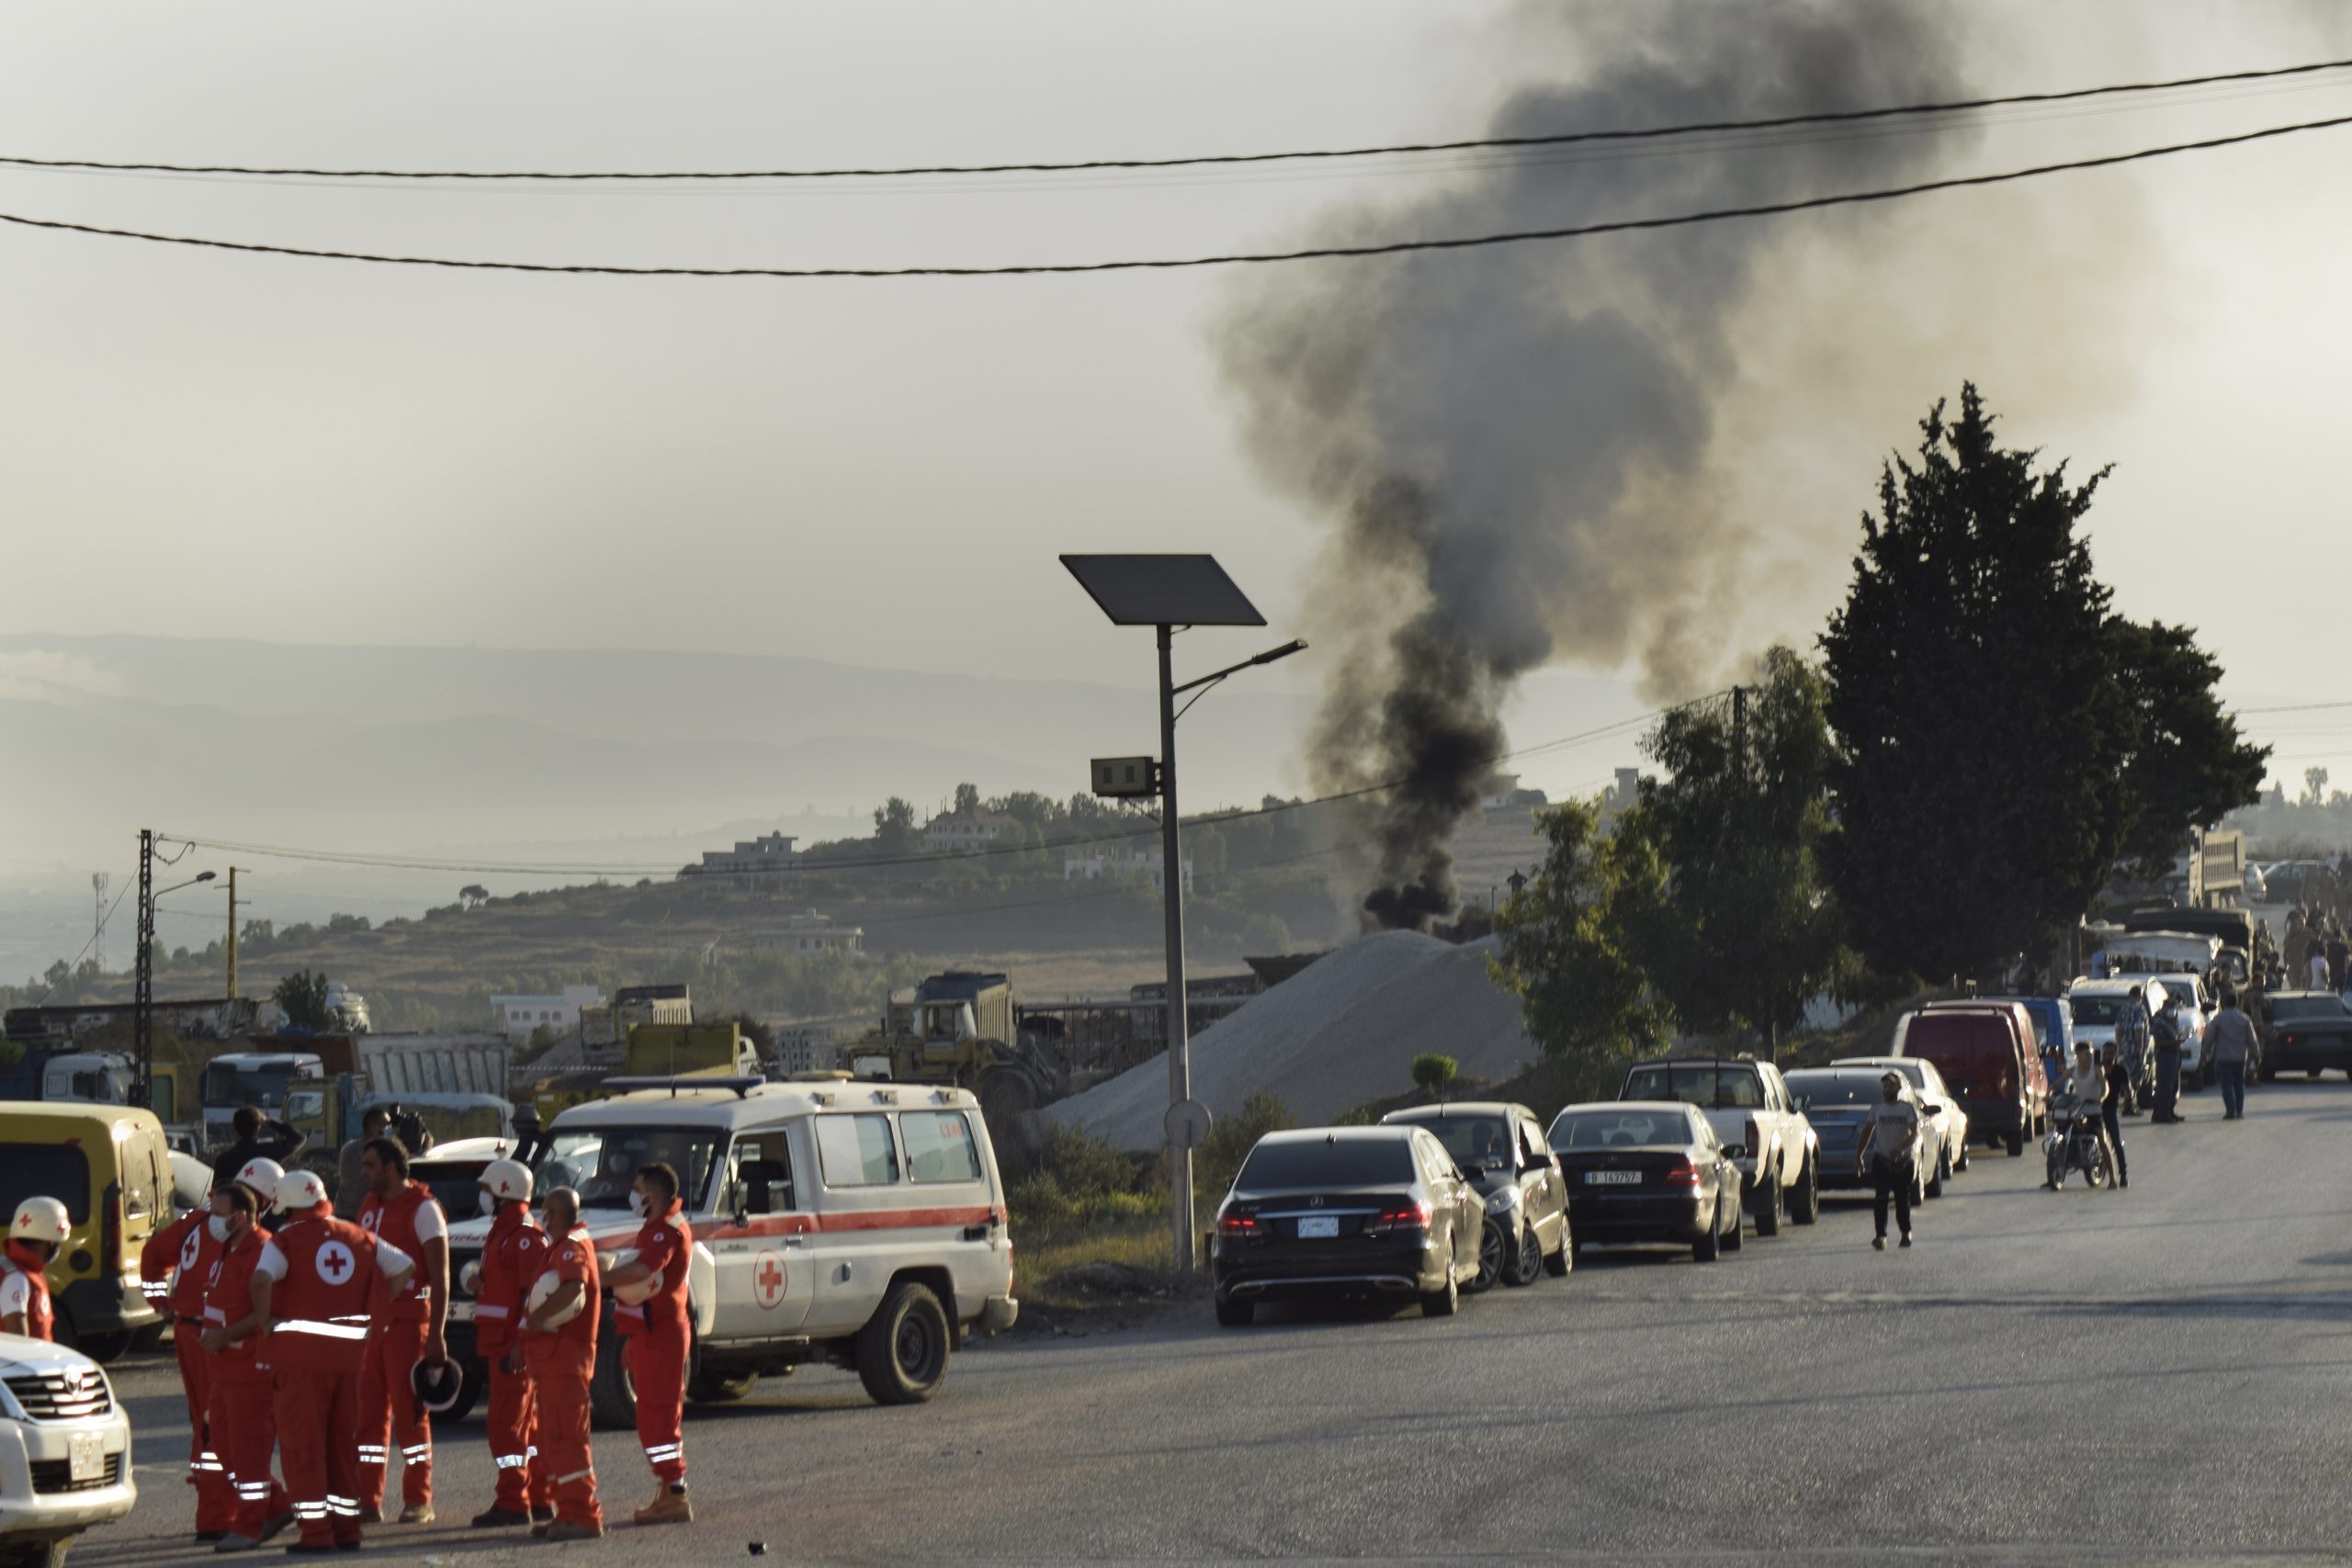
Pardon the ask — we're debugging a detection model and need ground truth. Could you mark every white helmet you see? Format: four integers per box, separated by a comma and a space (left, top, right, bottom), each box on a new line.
234, 1157, 284, 1207
525, 1269, 584, 1328
275, 1168, 331, 1213
611, 1268, 664, 1307
9, 1198, 69, 1247
481, 1159, 533, 1205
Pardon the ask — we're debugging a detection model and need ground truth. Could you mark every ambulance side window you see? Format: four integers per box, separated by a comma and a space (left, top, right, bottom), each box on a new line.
814, 1115, 901, 1188
724, 1135, 795, 1215
899, 1112, 981, 1184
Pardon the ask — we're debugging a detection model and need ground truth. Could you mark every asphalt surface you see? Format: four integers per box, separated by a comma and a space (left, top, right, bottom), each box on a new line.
89, 1075, 2352, 1565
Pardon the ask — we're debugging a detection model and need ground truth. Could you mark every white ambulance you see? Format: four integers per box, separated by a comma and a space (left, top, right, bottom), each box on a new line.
447, 1075, 1018, 1427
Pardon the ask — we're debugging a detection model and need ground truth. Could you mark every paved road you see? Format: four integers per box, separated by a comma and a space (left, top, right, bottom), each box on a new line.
88, 1077, 2352, 1565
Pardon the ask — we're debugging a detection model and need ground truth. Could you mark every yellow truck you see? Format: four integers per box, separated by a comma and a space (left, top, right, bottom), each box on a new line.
528, 1022, 760, 1123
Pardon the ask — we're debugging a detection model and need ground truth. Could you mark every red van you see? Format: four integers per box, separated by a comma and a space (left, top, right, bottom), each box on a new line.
1895, 1003, 2050, 1157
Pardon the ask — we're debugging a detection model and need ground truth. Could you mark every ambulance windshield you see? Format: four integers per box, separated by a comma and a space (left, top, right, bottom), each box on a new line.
535, 1126, 722, 1213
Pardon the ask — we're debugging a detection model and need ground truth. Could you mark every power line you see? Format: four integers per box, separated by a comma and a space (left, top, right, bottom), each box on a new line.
32, 874, 131, 1004
6, 57, 2344, 184
2231, 699, 2352, 716
158, 704, 1691, 880
6, 113, 2344, 278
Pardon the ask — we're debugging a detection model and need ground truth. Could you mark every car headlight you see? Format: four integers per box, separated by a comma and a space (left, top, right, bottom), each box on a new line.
1485, 1189, 1521, 1214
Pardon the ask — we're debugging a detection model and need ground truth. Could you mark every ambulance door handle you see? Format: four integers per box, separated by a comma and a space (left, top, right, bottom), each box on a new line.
780, 1235, 807, 1248
961, 1225, 989, 1242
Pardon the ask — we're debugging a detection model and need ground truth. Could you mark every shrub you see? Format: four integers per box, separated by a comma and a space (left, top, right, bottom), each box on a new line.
1412, 1054, 1459, 1096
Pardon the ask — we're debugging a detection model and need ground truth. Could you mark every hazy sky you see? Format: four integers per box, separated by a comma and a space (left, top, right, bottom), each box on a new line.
7, 2, 2352, 777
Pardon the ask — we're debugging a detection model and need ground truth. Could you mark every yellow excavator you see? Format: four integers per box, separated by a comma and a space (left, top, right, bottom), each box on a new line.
840, 972, 1066, 1150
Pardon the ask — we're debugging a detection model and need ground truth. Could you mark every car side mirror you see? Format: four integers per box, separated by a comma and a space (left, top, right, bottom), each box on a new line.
1921, 1104, 1942, 1116
1721, 1143, 1746, 1160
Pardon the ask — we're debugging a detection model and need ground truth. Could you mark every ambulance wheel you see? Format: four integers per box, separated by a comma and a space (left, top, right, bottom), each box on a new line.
856, 1280, 950, 1405
588, 1331, 638, 1431
443, 1359, 484, 1425
0, 1536, 74, 1568
687, 1366, 760, 1404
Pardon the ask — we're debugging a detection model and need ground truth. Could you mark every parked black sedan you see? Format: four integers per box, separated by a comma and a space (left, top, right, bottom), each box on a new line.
1381, 1101, 1571, 1290
1211, 1127, 1485, 1325
2256, 990, 2352, 1079
1544, 1101, 1744, 1263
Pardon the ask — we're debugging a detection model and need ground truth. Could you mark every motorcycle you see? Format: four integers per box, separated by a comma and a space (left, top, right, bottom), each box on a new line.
2042, 1095, 2118, 1190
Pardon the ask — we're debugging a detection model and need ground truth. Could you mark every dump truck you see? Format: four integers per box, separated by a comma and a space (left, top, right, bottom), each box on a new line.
840, 972, 1069, 1153
526, 1021, 760, 1124
201, 1033, 514, 1168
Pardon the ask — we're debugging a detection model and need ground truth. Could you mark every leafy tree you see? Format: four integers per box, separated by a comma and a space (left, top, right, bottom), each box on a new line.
2106, 619, 2268, 875
872, 797, 920, 855
273, 968, 335, 1031
1821, 386, 2132, 982
458, 884, 489, 909
953, 782, 982, 818
1490, 797, 1674, 1063
1634, 647, 1850, 1058
2305, 767, 2330, 808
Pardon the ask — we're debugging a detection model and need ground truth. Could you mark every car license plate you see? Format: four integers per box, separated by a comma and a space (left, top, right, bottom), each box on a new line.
1295, 1215, 1340, 1239
1586, 1170, 1643, 1186
67, 1431, 101, 1483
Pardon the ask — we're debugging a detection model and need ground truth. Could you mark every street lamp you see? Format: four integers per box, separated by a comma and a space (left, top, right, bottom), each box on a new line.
1061, 554, 1305, 1270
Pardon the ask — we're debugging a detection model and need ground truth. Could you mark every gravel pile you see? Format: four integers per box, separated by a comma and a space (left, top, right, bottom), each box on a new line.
1046, 930, 1537, 1152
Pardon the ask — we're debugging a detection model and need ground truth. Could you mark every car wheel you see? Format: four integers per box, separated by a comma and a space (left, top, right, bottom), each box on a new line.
588, 1327, 639, 1430
1468, 1221, 1503, 1293
1927, 1148, 1948, 1199
1214, 1296, 1254, 1328
1955, 1139, 1971, 1173
1506, 1223, 1544, 1287
1544, 1228, 1572, 1277
1789, 1156, 1820, 1225
855, 1280, 952, 1405
1693, 1195, 1723, 1263
1722, 1201, 1745, 1253
1420, 1262, 1460, 1318
1753, 1169, 1782, 1237
2005, 1127, 2025, 1157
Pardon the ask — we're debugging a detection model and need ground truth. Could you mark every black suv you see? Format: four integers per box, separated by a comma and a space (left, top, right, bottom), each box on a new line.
1381, 1101, 1572, 1289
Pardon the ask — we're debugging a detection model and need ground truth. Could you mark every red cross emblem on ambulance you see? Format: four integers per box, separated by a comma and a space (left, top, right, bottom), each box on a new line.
752, 1251, 787, 1309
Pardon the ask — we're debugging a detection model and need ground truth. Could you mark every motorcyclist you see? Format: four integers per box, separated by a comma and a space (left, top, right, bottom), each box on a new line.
2046, 1043, 2116, 1190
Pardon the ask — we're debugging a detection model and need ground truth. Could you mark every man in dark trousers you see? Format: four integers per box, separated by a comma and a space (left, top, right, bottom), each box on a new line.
2151, 986, 2187, 1124
2099, 1041, 2132, 1189
1857, 1074, 1920, 1250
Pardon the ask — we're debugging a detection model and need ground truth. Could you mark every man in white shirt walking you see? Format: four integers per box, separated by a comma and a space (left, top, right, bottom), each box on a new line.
1858, 1073, 1922, 1250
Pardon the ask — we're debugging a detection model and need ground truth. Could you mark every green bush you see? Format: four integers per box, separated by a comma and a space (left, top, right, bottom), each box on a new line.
1193, 1090, 1294, 1208
1412, 1054, 1459, 1095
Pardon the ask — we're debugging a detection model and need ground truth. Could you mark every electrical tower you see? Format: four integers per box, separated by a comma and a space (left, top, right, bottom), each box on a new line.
91, 873, 107, 970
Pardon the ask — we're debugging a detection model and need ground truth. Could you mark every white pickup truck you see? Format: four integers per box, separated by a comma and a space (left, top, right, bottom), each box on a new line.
446, 1075, 1018, 1427
1619, 1057, 1820, 1234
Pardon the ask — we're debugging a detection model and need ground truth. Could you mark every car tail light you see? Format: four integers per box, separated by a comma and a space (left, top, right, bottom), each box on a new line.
2283, 1033, 2300, 1048
1216, 1211, 1260, 1236
1663, 1158, 1702, 1188
101, 1190, 123, 1277
1366, 1201, 1430, 1235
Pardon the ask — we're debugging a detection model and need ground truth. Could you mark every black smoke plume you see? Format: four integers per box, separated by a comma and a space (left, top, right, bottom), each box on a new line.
1216, 1, 1974, 929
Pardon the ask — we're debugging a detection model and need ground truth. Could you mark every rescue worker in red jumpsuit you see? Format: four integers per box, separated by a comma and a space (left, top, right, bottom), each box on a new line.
198, 1177, 292, 1552
521, 1186, 602, 1541
353, 1137, 449, 1524
469, 1157, 551, 1529
141, 1178, 234, 1540
605, 1161, 693, 1526
0, 1197, 68, 1340
252, 1168, 415, 1555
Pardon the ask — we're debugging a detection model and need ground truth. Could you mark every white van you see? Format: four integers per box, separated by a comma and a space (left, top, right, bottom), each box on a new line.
446, 1077, 1017, 1427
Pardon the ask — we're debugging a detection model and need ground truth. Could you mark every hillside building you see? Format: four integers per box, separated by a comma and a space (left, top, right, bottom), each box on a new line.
922, 811, 1018, 853
491, 984, 604, 1042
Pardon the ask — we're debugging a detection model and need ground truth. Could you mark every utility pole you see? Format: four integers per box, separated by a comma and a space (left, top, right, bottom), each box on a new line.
1156, 622, 1193, 1271
1731, 684, 1748, 775
90, 873, 107, 971
226, 866, 240, 1000
134, 830, 153, 1109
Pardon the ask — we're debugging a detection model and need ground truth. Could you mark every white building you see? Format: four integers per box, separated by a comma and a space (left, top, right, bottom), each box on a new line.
490, 984, 604, 1042
1063, 847, 1193, 895
922, 811, 1018, 853
684, 832, 798, 885
746, 913, 865, 955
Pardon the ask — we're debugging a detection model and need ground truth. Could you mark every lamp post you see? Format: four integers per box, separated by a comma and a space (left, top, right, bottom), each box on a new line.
132, 831, 213, 1110
1061, 555, 1303, 1270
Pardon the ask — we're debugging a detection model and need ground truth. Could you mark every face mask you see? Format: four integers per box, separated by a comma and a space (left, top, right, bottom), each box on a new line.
480, 1192, 497, 1217
628, 1190, 648, 1217
208, 1215, 234, 1244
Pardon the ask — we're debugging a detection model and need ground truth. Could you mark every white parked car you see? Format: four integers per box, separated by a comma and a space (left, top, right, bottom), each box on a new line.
447, 1075, 1019, 1427
1832, 1055, 1972, 1179
0, 1336, 135, 1568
